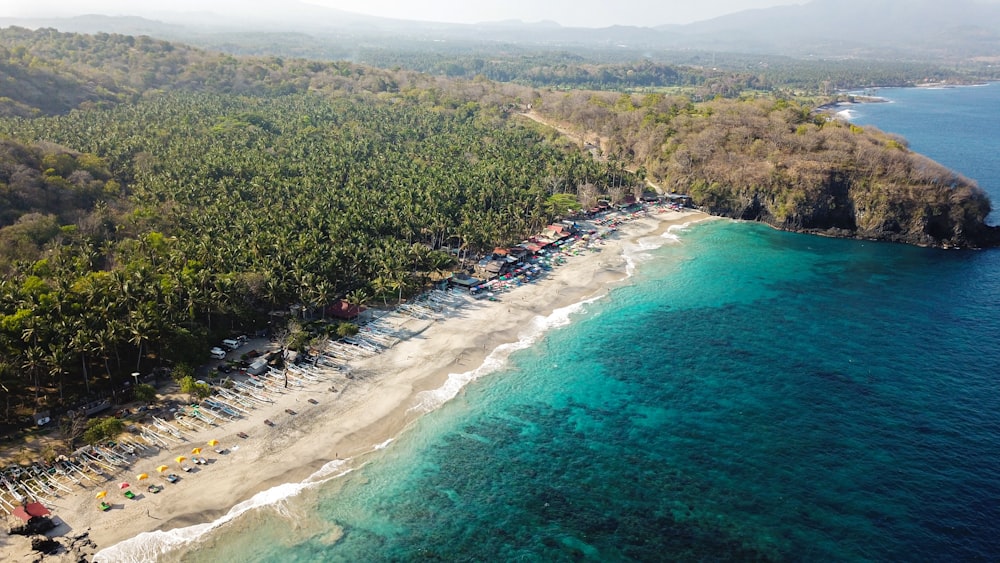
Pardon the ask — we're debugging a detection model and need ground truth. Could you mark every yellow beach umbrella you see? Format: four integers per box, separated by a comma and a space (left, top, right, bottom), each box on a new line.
137, 473, 149, 481
175, 456, 187, 464
95, 490, 107, 499
156, 465, 169, 473
191, 447, 202, 455
207, 439, 219, 447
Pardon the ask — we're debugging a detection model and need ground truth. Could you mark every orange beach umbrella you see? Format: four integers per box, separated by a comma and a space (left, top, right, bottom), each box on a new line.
207, 439, 219, 447
175, 456, 187, 464
137, 473, 149, 481
156, 465, 169, 473
95, 490, 107, 499
191, 447, 202, 455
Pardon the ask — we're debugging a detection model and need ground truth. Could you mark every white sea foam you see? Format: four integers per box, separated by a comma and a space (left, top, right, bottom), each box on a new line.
409, 295, 602, 414
92, 459, 355, 562
622, 219, 697, 275
94, 217, 707, 561
411, 217, 707, 414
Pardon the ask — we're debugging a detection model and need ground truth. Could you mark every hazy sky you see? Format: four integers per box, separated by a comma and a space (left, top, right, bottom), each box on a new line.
1, 0, 810, 28
301, 0, 806, 26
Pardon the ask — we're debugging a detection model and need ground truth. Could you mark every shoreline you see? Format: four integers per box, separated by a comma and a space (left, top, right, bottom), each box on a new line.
5, 209, 713, 562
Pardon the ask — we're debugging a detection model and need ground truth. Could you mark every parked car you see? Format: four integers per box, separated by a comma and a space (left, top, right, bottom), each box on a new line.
222, 338, 241, 351
216, 364, 233, 374
209, 347, 226, 359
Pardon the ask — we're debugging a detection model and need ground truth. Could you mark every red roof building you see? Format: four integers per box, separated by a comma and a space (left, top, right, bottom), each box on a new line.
326, 299, 366, 320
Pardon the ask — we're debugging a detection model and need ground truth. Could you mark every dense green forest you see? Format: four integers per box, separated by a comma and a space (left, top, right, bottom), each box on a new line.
0, 29, 623, 430
0, 27, 996, 434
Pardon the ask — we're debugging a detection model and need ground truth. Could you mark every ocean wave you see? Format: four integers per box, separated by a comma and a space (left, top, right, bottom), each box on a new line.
408, 295, 602, 414
414, 221, 706, 414
373, 438, 394, 450
622, 220, 695, 271
92, 459, 355, 562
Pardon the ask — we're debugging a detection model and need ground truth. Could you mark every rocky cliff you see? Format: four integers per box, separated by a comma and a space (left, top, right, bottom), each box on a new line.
690, 157, 1000, 248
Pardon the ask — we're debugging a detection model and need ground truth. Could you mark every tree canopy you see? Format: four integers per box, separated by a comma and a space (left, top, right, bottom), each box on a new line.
0, 27, 995, 437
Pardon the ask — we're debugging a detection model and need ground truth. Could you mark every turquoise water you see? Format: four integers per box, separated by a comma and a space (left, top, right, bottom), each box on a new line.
175, 222, 1000, 562
848, 83, 1000, 223
105, 85, 1000, 561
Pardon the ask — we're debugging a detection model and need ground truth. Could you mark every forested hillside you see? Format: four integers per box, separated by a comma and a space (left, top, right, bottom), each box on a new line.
535, 91, 998, 247
0, 29, 621, 430
0, 27, 996, 433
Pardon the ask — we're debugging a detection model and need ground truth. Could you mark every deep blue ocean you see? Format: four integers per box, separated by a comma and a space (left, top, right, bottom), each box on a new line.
103, 85, 1000, 562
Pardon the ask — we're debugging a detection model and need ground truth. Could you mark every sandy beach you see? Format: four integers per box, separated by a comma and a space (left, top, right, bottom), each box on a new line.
3, 208, 711, 561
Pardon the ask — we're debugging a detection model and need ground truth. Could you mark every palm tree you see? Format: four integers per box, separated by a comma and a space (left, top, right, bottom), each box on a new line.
94, 325, 118, 393
128, 308, 156, 372
372, 276, 393, 306
44, 344, 71, 402
69, 324, 93, 395
345, 288, 370, 314
22, 345, 45, 409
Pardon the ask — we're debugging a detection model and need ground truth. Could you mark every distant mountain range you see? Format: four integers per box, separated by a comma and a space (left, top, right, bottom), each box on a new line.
3, 0, 1000, 61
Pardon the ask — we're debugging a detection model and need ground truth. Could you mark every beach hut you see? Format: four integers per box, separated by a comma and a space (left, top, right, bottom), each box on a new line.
448, 273, 481, 291
325, 299, 366, 321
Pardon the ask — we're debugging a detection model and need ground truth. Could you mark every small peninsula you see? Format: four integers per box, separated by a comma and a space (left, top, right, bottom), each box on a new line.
533, 91, 999, 249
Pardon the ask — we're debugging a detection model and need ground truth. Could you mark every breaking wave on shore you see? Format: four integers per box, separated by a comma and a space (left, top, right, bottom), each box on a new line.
623, 218, 706, 276
410, 217, 703, 414
92, 457, 355, 562
409, 295, 603, 414
93, 216, 703, 562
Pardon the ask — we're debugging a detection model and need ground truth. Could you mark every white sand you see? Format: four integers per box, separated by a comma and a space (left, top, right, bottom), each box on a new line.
9, 209, 712, 560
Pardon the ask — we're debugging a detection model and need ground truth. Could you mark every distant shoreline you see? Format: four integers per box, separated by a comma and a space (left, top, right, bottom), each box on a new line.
818, 81, 998, 113
815, 95, 888, 115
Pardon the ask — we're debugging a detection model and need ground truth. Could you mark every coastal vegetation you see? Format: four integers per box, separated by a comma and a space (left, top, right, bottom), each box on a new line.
534, 91, 997, 247
0, 27, 996, 436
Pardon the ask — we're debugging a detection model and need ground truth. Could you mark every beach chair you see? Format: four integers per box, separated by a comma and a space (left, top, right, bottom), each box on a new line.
99, 502, 111, 511
147, 484, 163, 494
123, 490, 136, 499
166, 474, 179, 483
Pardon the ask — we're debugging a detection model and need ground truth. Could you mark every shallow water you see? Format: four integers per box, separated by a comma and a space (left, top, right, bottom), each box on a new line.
162, 219, 1000, 562
100, 84, 1000, 562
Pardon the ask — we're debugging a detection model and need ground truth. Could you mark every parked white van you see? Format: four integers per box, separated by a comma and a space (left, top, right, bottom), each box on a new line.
222, 339, 241, 351
209, 347, 227, 359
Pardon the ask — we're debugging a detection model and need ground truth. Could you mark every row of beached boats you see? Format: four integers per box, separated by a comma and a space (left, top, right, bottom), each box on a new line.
324, 289, 469, 360
0, 289, 470, 515
0, 438, 153, 514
